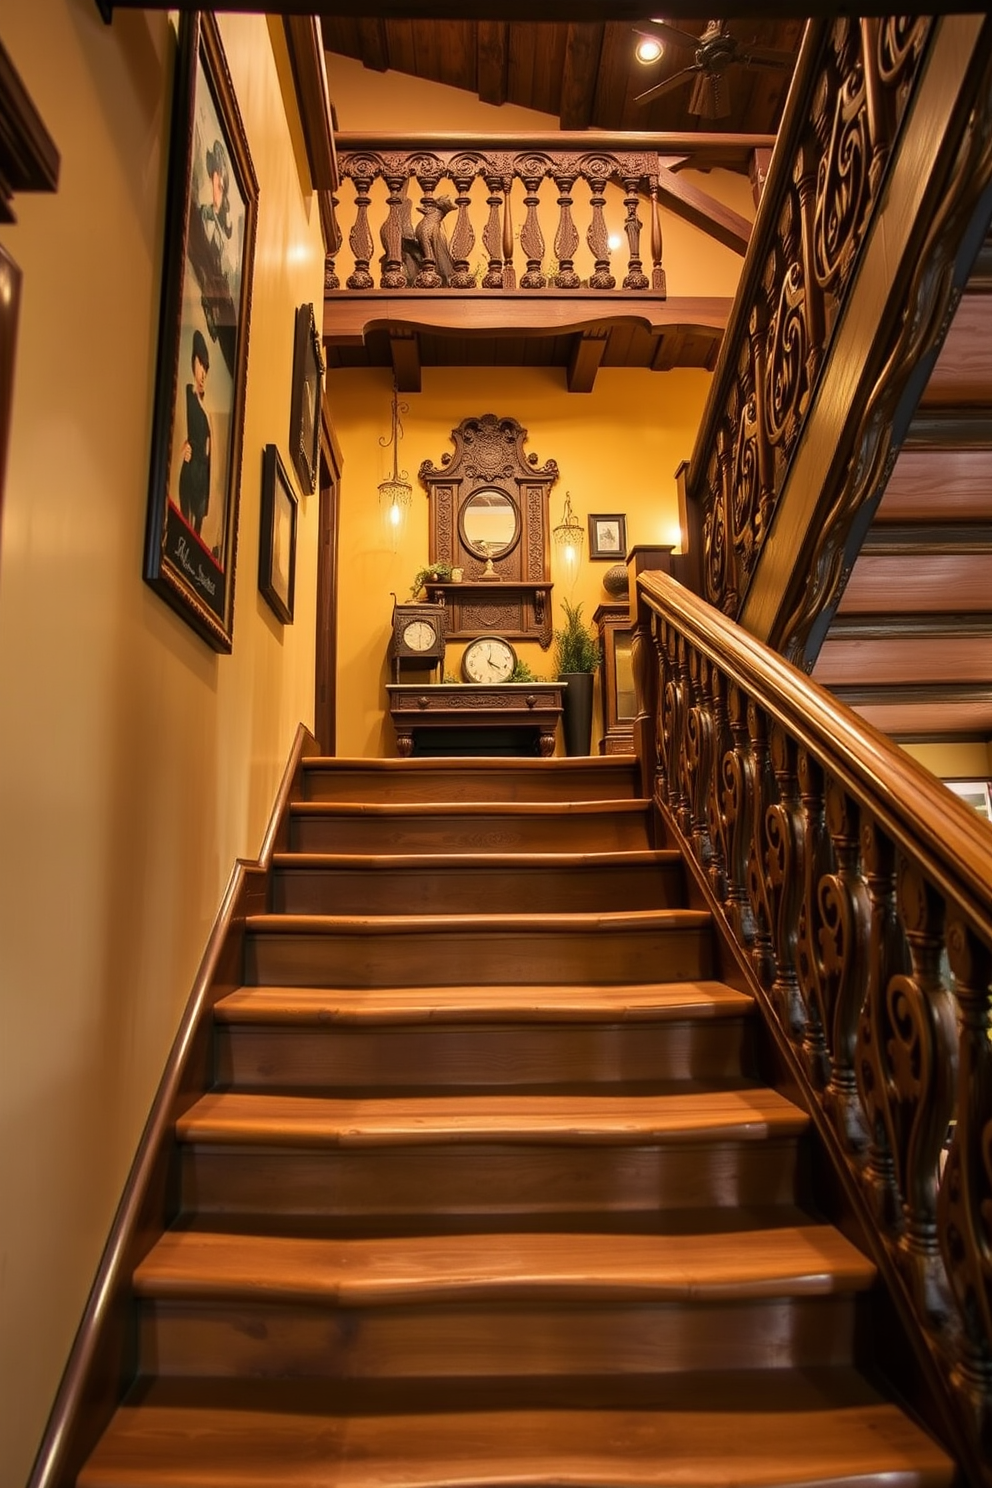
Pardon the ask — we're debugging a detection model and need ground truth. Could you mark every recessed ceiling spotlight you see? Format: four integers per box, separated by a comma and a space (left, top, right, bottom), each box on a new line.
635, 34, 664, 64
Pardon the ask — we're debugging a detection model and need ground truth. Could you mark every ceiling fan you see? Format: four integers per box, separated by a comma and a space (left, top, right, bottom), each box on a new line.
633, 18, 795, 119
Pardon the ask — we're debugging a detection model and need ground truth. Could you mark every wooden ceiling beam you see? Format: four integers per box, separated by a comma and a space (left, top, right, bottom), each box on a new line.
323, 292, 732, 341
567, 329, 608, 392
559, 23, 604, 131
389, 328, 422, 392
655, 163, 752, 256
357, 17, 390, 72
477, 21, 509, 107
96, 2, 992, 20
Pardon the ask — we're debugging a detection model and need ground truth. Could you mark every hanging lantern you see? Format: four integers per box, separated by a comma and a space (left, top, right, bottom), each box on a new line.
553, 489, 584, 569
378, 384, 412, 546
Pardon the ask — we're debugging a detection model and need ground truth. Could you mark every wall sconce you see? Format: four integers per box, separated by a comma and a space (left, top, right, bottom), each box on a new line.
377, 383, 412, 548
553, 489, 584, 570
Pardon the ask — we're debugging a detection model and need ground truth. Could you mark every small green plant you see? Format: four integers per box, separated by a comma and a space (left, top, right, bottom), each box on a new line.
409, 562, 452, 598
552, 598, 601, 675
510, 657, 542, 683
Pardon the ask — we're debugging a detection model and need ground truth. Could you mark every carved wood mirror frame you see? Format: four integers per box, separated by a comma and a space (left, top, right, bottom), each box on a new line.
418, 413, 557, 647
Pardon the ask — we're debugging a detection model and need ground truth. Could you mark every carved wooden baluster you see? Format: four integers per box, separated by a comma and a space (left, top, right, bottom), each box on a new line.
586, 164, 616, 289
447, 159, 477, 289
482, 172, 506, 288
747, 299, 775, 552
820, 777, 871, 1152
518, 162, 547, 289
745, 700, 776, 992
621, 172, 649, 290
855, 819, 906, 1233
889, 860, 958, 1319
324, 192, 342, 290
716, 423, 738, 615
501, 174, 516, 289
380, 170, 410, 289
346, 161, 376, 290
413, 166, 445, 289
674, 633, 695, 838
721, 681, 757, 949
795, 747, 831, 1088
552, 170, 580, 289
705, 664, 728, 904
631, 582, 660, 803
794, 143, 826, 390
648, 178, 666, 294
650, 612, 667, 804
765, 725, 806, 1041
661, 623, 686, 823
938, 922, 992, 1409
859, 17, 889, 193
685, 648, 716, 873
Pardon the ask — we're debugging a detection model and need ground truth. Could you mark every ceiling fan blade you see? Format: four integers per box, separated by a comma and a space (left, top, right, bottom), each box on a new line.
689, 69, 730, 119
634, 63, 702, 108
737, 44, 796, 69
634, 19, 702, 51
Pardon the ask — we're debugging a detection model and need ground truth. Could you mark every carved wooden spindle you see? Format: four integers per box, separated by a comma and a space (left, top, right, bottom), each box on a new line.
859, 17, 889, 194
324, 192, 342, 290
747, 298, 775, 550
586, 167, 616, 290
447, 162, 477, 289
765, 725, 807, 1042
685, 648, 716, 873
721, 681, 758, 948
855, 819, 907, 1233
889, 860, 958, 1319
481, 173, 505, 288
795, 747, 832, 1088
346, 164, 376, 290
820, 777, 871, 1152
661, 623, 687, 822
552, 171, 581, 289
413, 171, 445, 289
673, 633, 694, 837
938, 922, 992, 1406
745, 700, 776, 992
518, 167, 547, 289
502, 176, 516, 289
794, 144, 826, 389
621, 174, 649, 290
716, 423, 738, 615
380, 172, 411, 289
648, 179, 667, 294
324, 253, 340, 292
631, 583, 660, 803
705, 664, 729, 904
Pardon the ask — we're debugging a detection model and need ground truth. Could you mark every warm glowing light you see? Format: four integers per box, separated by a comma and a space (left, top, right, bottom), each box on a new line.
635, 35, 664, 63
607, 234, 623, 253
389, 503, 401, 527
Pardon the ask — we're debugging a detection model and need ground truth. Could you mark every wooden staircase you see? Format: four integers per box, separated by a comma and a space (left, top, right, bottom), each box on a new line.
77, 756, 953, 1488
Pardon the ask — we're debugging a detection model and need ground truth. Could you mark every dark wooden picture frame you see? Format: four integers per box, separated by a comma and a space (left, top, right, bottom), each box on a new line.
259, 444, 298, 624
588, 512, 627, 560
143, 12, 259, 652
289, 301, 323, 494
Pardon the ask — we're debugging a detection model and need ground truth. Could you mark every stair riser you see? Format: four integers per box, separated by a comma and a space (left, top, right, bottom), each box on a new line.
244, 926, 712, 988
137, 1295, 859, 1380
302, 765, 640, 804
290, 813, 651, 854
214, 1020, 755, 1091
181, 1140, 804, 1218
271, 863, 685, 916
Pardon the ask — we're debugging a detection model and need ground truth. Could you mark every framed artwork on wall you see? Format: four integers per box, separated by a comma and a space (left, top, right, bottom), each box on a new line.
944, 778, 992, 821
142, 12, 259, 652
289, 301, 323, 494
588, 513, 627, 560
259, 444, 298, 625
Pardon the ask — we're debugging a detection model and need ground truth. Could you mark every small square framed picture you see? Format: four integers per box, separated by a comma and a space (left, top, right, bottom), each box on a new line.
944, 778, 992, 821
588, 513, 627, 561
259, 444, 298, 624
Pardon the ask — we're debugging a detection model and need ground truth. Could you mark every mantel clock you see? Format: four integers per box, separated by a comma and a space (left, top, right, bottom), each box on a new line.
388, 601, 446, 681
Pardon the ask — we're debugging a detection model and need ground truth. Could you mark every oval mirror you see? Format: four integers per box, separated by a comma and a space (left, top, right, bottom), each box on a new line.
460, 487, 519, 559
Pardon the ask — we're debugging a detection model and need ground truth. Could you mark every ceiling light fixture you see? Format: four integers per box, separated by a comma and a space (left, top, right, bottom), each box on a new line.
553, 490, 584, 569
635, 35, 664, 64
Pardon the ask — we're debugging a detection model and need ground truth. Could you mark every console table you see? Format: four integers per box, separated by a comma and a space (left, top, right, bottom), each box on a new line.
387, 683, 563, 758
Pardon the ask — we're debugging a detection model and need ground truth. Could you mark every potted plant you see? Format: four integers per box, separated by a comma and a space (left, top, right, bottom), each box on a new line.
552, 598, 601, 756
409, 561, 452, 599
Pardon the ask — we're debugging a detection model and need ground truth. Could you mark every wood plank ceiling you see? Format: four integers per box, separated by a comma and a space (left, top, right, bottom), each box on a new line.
320, 16, 803, 134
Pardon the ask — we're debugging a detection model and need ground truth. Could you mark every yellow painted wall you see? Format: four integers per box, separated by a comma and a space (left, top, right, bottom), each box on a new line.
0, 9, 324, 1482
329, 364, 711, 758
901, 740, 992, 780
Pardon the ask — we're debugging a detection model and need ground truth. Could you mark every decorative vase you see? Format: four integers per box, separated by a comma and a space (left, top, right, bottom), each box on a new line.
602, 562, 629, 598
559, 671, 595, 756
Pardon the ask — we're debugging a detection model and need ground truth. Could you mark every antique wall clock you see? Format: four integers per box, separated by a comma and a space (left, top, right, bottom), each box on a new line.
461, 635, 517, 684
389, 601, 446, 681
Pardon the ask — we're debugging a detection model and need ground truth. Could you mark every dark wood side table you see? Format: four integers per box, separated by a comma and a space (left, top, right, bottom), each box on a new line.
387, 683, 563, 758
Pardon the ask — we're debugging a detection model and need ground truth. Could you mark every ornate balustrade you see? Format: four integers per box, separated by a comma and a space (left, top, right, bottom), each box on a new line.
680, 16, 947, 638
633, 565, 992, 1484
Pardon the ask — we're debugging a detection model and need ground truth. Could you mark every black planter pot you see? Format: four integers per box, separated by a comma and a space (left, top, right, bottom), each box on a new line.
559, 671, 595, 756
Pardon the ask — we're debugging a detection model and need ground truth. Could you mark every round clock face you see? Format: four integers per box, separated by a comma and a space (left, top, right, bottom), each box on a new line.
462, 635, 517, 684
402, 618, 438, 652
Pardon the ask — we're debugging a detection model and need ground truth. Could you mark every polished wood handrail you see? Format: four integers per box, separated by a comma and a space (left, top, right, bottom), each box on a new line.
634, 566, 992, 1486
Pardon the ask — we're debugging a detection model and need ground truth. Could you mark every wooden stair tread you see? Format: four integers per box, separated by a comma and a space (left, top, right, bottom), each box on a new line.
214, 981, 754, 1025
272, 849, 681, 870
177, 1088, 809, 1146
292, 799, 652, 818
79, 1373, 953, 1488
135, 1224, 875, 1302
245, 910, 711, 936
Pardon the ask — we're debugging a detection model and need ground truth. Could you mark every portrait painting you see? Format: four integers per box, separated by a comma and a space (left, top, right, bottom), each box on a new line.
143, 13, 259, 652
259, 444, 298, 625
